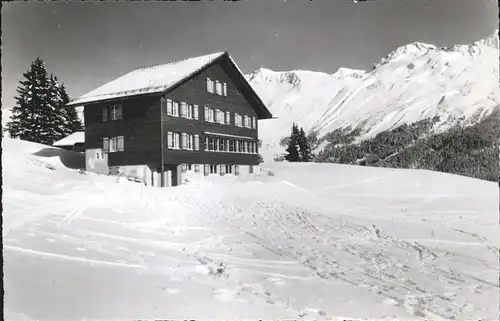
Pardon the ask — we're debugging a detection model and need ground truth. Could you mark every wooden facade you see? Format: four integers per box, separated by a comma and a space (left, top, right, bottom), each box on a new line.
78, 52, 272, 184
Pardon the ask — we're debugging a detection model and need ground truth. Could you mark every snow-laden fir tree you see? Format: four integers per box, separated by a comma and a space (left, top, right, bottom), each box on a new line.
284, 123, 301, 162
54, 77, 83, 133
297, 127, 313, 162
6, 57, 83, 145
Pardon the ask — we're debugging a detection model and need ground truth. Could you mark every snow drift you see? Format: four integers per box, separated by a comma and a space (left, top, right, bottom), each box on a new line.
3, 137, 499, 320
248, 30, 500, 160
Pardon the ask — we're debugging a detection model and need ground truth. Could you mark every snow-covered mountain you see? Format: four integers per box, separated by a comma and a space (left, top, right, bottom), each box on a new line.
248, 30, 499, 160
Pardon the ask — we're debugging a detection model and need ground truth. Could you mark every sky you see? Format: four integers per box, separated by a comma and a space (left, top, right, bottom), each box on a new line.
2, 0, 498, 110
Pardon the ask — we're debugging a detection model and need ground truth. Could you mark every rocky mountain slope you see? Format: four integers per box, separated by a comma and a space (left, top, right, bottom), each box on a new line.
248, 30, 499, 161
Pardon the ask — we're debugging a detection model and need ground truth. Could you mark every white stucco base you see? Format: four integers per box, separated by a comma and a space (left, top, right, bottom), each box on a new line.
85, 149, 109, 175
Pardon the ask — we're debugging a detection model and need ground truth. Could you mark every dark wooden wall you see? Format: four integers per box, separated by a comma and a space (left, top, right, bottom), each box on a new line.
84, 95, 161, 167
161, 59, 259, 165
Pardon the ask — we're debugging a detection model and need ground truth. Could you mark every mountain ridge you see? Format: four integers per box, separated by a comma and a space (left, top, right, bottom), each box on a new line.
247, 30, 499, 162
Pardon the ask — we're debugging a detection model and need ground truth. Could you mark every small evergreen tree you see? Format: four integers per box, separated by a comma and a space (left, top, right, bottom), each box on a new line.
297, 127, 313, 162
284, 123, 300, 162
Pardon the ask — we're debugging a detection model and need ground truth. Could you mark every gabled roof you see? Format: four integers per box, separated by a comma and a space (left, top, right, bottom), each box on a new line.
66, 51, 273, 119
53, 131, 85, 147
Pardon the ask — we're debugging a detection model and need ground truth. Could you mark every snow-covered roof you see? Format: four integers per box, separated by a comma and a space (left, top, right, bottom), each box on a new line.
67, 52, 227, 106
52, 132, 85, 147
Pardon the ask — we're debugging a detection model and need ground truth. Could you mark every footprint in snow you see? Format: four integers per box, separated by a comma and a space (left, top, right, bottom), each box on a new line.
267, 277, 286, 286
166, 288, 180, 294
213, 288, 235, 302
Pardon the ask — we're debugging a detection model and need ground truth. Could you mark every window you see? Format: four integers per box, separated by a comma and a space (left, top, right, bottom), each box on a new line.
110, 105, 123, 120
206, 78, 214, 93
244, 115, 251, 128
219, 138, 225, 151
205, 136, 209, 150
193, 105, 199, 120
204, 164, 210, 176
166, 99, 173, 115
167, 132, 180, 149
235, 165, 240, 176
244, 141, 248, 153
215, 81, 223, 95
188, 164, 192, 171
225, 165, 232, 174
235, 113, 243, 127
215, 109, 222, 124
182, 133, 194, 150
104, 136, 124, 152
209, 137, 215, 151
210, 165, 218, 174
180, 102, 187, 118
194, 164, 200, 173
194, 134, 200, 150
181, 164, 187, 173
102, 106, 108, 122
172, 101, 179, 117
252, 117, 256, 129
223, 83, 227, 96
225, 111, 231, 124
220, 164, 226, 176
204, 107, 215, 123
229, 140, 235, 152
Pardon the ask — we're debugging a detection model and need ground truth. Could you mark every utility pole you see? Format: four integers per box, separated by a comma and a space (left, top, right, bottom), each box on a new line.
160, 96, 165, 187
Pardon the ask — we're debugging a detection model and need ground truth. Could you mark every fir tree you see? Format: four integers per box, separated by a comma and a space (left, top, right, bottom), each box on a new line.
6, 57, 83, 145
298, 127, 313, 162
6, 57, 53, 144
55, 79, 83, 133
284, 123, 301, 162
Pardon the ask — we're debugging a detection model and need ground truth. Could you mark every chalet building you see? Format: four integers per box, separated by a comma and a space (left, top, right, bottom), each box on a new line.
65, 51, 273, 187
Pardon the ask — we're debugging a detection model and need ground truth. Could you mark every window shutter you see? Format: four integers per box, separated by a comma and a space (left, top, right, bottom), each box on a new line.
181, 133, 186, 149
118, 136, 124, 151
180, 102, 186, 118
108, 137, 115, 152
103, 137, 109, 152
223, 83, 227, 96
167, 132, 173, 148
102, 107, 108, 122
194, 134, 199, 150
194, 105, 199, 120
173, 101, 178, 116
117, 105, 123, 120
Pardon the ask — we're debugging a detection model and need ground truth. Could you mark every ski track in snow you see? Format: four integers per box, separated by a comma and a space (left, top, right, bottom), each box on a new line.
3, 138, 499, 320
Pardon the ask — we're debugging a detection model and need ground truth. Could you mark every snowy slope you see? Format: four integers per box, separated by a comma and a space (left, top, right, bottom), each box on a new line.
3, 137, 499, 320
248, 31, 499, 160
